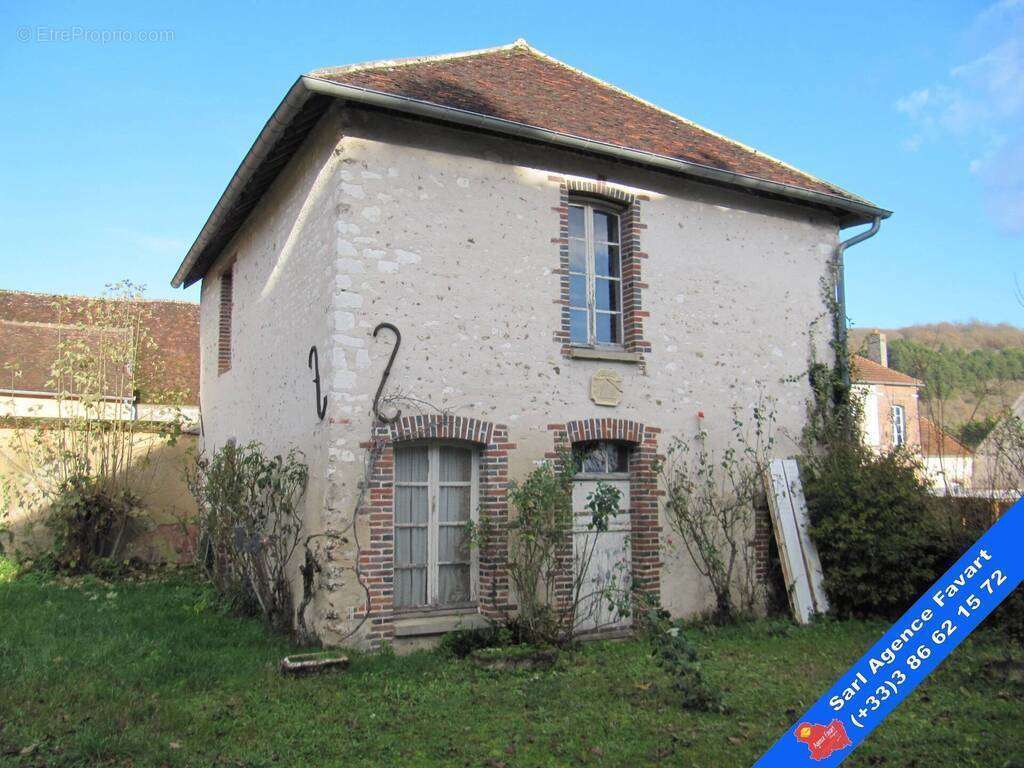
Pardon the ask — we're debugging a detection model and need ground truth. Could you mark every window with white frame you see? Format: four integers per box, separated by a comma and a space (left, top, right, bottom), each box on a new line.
393, 443, 478, 609
891, 405, 906, 447
568, 200, 623, 346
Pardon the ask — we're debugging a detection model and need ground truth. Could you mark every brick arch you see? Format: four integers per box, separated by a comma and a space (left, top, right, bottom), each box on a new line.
564, 178, 636, 205
383, 414, 498, 445
562, 418, 648, 446
547, 418, 663, 609
357, 414, 514, 648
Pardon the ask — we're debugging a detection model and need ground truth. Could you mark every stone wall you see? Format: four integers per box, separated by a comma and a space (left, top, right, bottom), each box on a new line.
0, 427, 197, 564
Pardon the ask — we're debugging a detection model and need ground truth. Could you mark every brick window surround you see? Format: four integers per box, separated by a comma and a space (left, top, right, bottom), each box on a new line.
357, 415, 514, 648
551, 177, 652, 362
546, 418, 662, 615
217, 267, 233, 375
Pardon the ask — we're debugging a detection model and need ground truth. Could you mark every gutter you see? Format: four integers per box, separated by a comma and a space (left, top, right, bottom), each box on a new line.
834, 217, 882, 385
173, 76, 892, 288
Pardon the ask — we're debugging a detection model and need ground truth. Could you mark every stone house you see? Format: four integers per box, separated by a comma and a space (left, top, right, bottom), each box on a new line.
171, 41, 890, 649
853, 331, 973, 491
0, 290, 201, 561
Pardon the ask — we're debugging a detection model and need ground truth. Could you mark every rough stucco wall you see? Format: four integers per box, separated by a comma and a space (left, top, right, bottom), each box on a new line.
300, 105, 839, 642
197, 110, 343, 606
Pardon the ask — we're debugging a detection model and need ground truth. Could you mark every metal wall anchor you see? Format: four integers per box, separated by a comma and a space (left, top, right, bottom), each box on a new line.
308, 345, 327, 421
372, 322, 401, 424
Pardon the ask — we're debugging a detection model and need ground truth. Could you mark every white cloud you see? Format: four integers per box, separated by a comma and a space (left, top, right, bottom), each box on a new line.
895, 3, 1024, 233
895, 88, 932, 119
977, 0, 1024, 25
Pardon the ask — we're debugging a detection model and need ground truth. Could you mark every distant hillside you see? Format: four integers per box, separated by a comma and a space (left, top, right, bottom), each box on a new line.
849, 322, 1024, 447
849, 322, 1024, 352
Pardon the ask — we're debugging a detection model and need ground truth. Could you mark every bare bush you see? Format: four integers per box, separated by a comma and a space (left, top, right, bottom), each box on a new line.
661, 397, 775, 622
187, 441, 308, 632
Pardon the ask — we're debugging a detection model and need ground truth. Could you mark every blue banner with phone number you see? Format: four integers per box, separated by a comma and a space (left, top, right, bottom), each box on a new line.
754, 496, 1024, 767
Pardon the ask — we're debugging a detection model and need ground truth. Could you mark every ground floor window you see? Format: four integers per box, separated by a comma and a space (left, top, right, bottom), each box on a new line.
393, 442, 477, 608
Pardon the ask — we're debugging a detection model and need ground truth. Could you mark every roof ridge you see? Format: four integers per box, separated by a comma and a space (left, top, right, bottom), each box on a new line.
0, 288, 198, 308
510, 42, 867, 204
309, 39, 525, 79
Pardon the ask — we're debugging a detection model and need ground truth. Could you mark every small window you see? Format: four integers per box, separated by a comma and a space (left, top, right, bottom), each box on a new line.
218, 267, 233, 374
573, 441, 629, 475
394, 443, 478, 609
891, 405, 906, 447
568, 200, 623, 346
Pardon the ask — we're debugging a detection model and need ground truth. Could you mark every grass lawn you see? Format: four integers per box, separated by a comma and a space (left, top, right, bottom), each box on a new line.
1, 566, 1021, 768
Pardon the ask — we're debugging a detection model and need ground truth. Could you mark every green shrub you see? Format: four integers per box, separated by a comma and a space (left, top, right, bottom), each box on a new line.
990, 588, 1024, 644
46, 475, 140, 574
439, 619, 525, 658
0, 555, 16, 583
931, 497, 1024, 643
803, 446, 946, 619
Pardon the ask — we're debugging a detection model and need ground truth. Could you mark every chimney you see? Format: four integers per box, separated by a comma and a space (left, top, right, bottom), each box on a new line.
866, 330, 888, 367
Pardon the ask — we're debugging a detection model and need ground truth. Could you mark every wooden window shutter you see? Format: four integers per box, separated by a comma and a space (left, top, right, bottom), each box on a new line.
218, 267, 233, 374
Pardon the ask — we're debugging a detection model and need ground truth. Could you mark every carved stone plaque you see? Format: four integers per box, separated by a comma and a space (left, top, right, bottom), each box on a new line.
590, 369, 623, 407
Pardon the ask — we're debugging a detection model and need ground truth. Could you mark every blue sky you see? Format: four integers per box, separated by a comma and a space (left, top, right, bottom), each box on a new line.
1, 1, 1021, 329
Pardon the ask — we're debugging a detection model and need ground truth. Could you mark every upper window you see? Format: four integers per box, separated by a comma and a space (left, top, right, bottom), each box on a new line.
393, 443, 477, 609
218, 267, 233, 375
568, 200, 622, 347
573, 440, 629, 475
891, 405, 906, 447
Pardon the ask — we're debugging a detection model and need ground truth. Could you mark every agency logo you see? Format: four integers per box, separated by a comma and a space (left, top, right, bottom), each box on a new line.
794, 720, 852, 761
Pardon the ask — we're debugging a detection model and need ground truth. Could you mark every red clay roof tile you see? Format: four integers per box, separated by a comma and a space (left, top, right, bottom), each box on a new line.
851, 355, 923, 387
0, 290, 199, 405
311, 41, 864, 204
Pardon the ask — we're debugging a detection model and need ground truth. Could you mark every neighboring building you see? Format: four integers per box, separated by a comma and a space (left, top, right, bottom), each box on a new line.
919, 416, 973, 492
852, 339, 923, 452
853, 330, 973, 491
0, 289, 200, 424
0, 289, 201, 562
172, 41, 891, 649
974, 393, 1024, 493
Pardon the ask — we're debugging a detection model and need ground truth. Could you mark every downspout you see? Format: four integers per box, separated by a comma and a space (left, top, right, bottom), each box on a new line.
835, 217, 881, 386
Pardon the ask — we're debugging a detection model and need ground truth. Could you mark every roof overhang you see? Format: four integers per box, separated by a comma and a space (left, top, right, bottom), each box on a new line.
172, 75, 892, 288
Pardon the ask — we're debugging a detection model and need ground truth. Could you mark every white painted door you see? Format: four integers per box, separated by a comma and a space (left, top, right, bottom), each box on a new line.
572, 479, 632, 633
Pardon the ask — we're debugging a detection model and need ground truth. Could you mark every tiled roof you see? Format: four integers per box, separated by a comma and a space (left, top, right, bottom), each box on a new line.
919, 417, 972, 458
311, 41, 862, 204
0, 290, 199, 405
174, 40, 890, 289
851, 355, 923, 387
